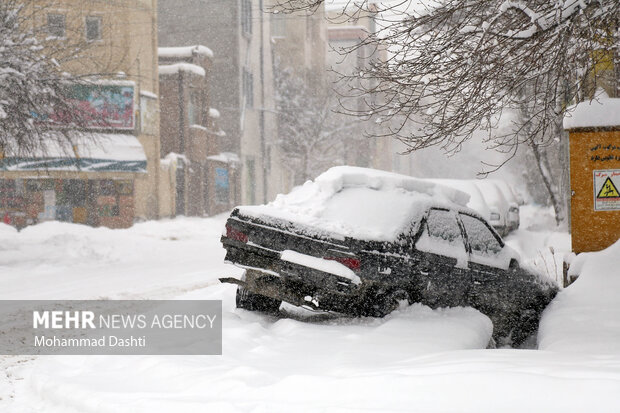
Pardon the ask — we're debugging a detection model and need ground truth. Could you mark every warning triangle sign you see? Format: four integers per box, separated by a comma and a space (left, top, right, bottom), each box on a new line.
597, 177, 620, 199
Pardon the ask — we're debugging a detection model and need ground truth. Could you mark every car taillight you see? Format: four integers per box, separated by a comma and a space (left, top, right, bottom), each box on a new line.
324, 256, 361, 271
226, 224, 248, 243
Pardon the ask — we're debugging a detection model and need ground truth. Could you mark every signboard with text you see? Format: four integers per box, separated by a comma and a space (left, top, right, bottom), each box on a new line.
50, 84, 135, 130
594, 169, 620, 211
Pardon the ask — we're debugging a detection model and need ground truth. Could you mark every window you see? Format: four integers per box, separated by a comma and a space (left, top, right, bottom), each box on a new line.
241, 0, 252, 35
242, 69, 254, 108
97, 180, 117, 196
116, 181, 133, 196
426, 208, 463, 244
140, 93, 158, 135
215, 167, 230, 204
0, 180, 16, 209
47, 14, 66, 38
85, 16, 102, 41
188, 92, 201, 125
459, 214, 502, 255
58, 180, 86, 207
415, 208, 466, 266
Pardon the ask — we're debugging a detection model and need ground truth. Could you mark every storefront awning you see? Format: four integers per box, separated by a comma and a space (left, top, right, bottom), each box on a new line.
0, 133, 147, 173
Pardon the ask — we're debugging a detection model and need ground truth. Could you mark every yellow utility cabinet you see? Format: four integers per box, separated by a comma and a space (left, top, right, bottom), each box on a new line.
565, 97, 620, 253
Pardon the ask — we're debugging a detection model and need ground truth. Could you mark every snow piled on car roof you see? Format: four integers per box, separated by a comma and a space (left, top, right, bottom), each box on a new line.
238, 166, 470, 242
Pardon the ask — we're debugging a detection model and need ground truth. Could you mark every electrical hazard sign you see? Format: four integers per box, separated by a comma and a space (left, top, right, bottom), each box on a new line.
594, 170, 620, 211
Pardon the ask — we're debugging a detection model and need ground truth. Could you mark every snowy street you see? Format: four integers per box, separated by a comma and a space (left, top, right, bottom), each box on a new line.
1, 0, 619, 410
1, 209, 619, 412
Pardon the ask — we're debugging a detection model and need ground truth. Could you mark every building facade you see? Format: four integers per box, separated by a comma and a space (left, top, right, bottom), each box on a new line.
326, 5, 394, 172
0, 0, 161, 228
158, 45, 238, 217
159, 0, 282, 205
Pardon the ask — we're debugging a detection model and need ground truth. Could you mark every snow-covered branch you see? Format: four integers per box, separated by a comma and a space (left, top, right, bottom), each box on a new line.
275, 0, 619, 157
0, 0, 120, 158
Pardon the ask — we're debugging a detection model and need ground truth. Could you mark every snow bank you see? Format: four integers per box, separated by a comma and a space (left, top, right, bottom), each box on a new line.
503, 213, 570, 284
538, 239, 620, 354
239, 166, 471, 242
563, 96, 620, 130
0, 215, 239, 300
0, 222, 18, 235
16, 298, 493, 413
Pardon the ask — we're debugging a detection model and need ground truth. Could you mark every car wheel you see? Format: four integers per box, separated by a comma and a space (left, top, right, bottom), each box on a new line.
236, 286, 282, 313
374, 289, 410, 317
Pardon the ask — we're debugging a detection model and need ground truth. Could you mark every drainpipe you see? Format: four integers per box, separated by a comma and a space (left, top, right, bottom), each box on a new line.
178, 70, 186, 154
259, 0, 267, 203
177, 70, 186, 215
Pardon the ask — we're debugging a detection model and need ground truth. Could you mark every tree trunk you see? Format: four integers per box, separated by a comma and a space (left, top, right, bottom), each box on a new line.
530, 142, 564, 226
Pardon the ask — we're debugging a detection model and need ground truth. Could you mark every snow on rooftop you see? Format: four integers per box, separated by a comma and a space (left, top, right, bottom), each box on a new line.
159, 63, 205, 77
207, 152, 240, 164
209, 108, 220, 119
0, 133, 146, 173
158, 45, 214, 59
563, 91, 620, 130
3, 133, 145, 162
162, 152, 190, 165
140, 90, 157, 99
238, 166, 471, 242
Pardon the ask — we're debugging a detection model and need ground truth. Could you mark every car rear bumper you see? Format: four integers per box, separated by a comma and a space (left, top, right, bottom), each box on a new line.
221, 242, 364, 313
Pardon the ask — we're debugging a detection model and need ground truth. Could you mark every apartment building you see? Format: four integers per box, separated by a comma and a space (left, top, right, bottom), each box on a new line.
158, 45, 237, 217
159, 0, 282, 204
0, 0, 161, 228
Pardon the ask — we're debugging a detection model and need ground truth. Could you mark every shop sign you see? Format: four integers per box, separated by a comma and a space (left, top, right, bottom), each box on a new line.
47, 84, 135, 130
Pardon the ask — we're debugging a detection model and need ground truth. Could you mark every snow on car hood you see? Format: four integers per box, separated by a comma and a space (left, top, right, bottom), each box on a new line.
238, 166, 470, 242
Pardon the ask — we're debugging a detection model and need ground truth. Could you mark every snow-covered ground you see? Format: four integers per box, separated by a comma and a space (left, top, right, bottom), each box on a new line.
1, 207, 619, 412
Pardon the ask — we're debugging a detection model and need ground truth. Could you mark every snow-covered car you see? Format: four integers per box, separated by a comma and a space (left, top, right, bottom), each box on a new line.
473, 180, 511, 236
489, 180, 521, 232
427, 179, 492, 222
220, 167, 557, 344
